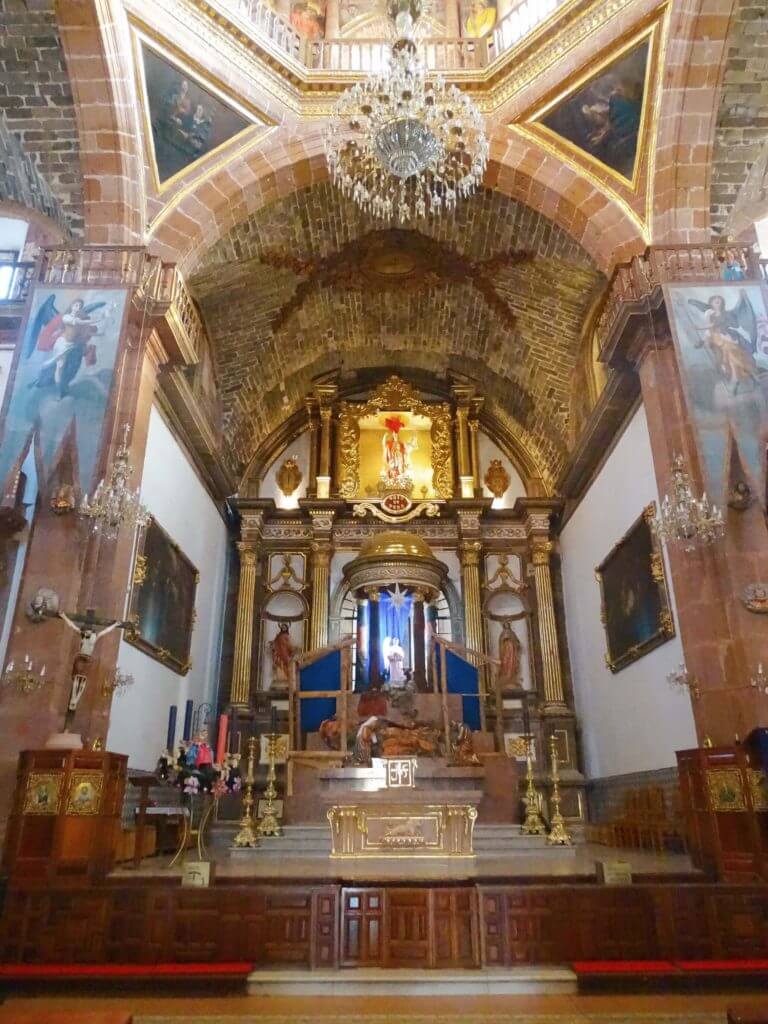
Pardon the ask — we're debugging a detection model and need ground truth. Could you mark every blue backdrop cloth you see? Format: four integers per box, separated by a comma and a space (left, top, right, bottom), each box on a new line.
444, 649, 481, 730
299, 649, 341, 733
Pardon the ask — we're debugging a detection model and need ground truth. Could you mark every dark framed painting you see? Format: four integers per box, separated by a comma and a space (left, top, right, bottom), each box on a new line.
539, 38, 650, 183
139, 42, 251, 188
126, 517, 199, 674
595, 504, 675, 673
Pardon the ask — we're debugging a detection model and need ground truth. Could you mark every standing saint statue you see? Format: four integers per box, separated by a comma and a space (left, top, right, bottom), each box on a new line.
386, 636, 406, 687
497, 620, 522, 689
269, 621, 296, 686
381, 417, 417, 486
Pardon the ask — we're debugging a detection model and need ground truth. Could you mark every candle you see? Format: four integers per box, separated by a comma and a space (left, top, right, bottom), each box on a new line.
182, 699, 193, 741
270, 704, 278, 735
215, 713, 229, 765
166, 705, 178, 752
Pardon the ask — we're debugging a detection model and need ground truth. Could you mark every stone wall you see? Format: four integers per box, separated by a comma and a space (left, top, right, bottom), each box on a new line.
0, 0, 84, 236
710, 0, 768, 238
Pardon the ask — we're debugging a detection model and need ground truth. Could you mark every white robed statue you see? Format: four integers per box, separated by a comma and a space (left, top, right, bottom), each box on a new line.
384, 635, 406, 687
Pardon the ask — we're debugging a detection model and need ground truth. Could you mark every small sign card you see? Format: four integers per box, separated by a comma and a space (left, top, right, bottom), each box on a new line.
182, 860, 213, 887
596, 859, 633, 885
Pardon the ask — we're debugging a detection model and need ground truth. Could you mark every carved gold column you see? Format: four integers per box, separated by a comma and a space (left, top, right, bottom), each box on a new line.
231, 541, 258, 706
314, 384, 337, 499
459, 541, 484, 654
468, 408, 482, 498
306, 399, 319, 497
309, 542, 331, 650
531, 540, 566, 707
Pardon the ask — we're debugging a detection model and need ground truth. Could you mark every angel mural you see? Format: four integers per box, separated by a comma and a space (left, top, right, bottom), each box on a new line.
0, 287, 125, 500
687, 291, 761, 393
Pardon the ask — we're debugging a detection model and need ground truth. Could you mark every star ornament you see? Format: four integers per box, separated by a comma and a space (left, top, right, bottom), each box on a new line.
387, 583, 408, 610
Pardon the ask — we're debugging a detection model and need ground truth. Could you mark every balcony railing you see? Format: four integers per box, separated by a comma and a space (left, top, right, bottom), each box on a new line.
225, 0, 568, 73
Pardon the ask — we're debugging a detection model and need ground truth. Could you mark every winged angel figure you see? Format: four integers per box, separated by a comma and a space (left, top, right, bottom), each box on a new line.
24, 294, 113, 398
686, 291, 763, 393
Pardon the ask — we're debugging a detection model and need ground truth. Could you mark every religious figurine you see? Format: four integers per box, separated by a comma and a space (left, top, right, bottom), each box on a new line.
26, 587, 59, 623
59, 608, 123, 659
728, 479, 754, 511
269, 621, 296, 686
742, 582, 768, 614
720, 248, 747, 281
451, 721, 480, 766
497, 620, 522, 688
383, 635, 406, 687
381, 416, 417, 487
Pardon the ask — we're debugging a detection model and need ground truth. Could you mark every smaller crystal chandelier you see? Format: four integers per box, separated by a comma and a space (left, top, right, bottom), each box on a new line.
101, 667, 135, 699
80, 424, 149, 541
651, 454, 724, 553
750, 662, 768, 695
2, 655, 48, 695
667, 662, 700, 700
325, 0, 488, 222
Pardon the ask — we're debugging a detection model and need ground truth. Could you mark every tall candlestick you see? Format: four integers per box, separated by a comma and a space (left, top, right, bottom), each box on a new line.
215, 713, 229, 765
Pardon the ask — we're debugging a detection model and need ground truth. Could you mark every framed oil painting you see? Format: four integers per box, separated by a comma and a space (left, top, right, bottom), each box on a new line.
0, 287, 128, 501
538, 38, 650, 183
595, 504, 675, 673
139, 42, 252, 188
665, 282, 768, 512
126, 516, 199, 674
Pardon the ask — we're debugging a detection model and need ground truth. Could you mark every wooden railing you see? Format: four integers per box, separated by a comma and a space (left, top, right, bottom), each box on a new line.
222, 0, 567, 72
596, 243, 766, 354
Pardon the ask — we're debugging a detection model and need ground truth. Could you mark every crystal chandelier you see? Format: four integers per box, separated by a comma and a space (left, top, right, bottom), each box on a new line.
3, 654, 48, 695
667, 662, 700, 700
325, 0, 488, 222
80, 424, 149, 541
651, 454, 725, 553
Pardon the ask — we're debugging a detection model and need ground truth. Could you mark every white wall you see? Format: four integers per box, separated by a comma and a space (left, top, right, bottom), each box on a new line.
560, 404, 696, 779
107, 406, 229, 769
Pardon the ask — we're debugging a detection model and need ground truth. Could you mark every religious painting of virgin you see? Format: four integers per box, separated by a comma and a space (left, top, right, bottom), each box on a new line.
462, 0, 497, 38
290, 0, 326, 38
665, 283, 768, 513
126, 517, 198, 674
140, 43, 251, 187
595, 506, 675, 673
538, 39, 649, 183
0, 287, 128, 505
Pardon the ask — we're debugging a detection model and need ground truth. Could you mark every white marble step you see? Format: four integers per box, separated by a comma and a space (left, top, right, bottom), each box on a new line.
246, 966, 577, 995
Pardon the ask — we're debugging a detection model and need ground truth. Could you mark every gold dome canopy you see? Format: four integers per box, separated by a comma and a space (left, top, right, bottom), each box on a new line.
358, 530, 434, 560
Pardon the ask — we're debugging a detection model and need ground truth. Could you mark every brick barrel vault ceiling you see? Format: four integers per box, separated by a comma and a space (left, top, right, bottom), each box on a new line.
191, 183, 606, 488
0, 0, 85, 237
710, 0, 768, 238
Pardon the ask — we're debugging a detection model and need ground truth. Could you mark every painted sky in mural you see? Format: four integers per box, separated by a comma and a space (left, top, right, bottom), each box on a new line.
0, 287, 127, 498
143, 45, 251, 184
666, 283, 768, 510
540, 40, 649, 182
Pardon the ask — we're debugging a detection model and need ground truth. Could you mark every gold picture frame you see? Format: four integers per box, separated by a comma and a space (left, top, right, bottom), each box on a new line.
595, 503, 675, 673
336, 375, 454, 500
125, 516, 199, 675
706, 768, 747, 813
23, 772, 63, 815
66, 771, 104, 816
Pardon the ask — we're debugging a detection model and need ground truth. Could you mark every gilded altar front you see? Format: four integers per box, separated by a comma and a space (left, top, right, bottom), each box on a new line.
327, 802, 477, 857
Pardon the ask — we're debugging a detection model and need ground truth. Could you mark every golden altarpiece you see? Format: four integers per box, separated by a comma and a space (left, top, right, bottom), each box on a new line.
227, 375, 586, 832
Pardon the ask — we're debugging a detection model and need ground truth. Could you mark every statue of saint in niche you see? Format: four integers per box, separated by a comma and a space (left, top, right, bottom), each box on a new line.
381, 416, 417, 487
497, 620, 522, 688
269, 621, 297, 686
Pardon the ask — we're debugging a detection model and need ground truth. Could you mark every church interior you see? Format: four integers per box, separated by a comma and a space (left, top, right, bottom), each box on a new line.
0, 0, 768, 1019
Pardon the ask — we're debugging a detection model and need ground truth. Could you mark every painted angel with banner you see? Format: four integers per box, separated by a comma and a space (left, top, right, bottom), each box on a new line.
687, 291, 761, 392
24, 295, 114, 398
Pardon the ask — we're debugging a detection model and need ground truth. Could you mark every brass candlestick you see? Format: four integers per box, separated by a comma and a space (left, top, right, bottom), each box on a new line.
257, 732, 283, 838
546, 733, 572, 846
520, 734, 546, 836
233, 735, 260, 848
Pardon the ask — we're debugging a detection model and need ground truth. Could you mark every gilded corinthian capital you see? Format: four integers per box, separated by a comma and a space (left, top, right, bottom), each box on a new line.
531, 540, 553, 566
237, 541, 258, 567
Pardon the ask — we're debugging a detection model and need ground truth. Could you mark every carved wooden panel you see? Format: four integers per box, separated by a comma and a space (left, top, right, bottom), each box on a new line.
340, 888, 384, 966
432, 888, 478, 967
386, 889, 430, 967
311, 889, 339, 967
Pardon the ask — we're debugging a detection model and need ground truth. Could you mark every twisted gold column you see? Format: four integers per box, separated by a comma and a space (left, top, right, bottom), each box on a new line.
309, 542, 331, 650
532, 540, 566, 707
460, 541, 484, 654
231, 542, 258, 706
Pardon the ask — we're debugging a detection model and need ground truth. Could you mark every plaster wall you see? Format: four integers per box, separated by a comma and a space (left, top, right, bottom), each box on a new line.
559, 404, 696, 779
107, 405, 228, 769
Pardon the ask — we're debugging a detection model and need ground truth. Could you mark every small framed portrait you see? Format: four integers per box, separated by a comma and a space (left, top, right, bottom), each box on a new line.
595, 504, 675, 673
23, 773, 63, 815
126, 516, 198, 675
66, 772, 104, 816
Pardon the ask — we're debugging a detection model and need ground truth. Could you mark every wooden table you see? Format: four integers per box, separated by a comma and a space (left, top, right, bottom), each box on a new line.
128, 772, 160, 868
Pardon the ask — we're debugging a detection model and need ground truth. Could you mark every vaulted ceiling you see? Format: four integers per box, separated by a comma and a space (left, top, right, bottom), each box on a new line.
190, 183, 605, 489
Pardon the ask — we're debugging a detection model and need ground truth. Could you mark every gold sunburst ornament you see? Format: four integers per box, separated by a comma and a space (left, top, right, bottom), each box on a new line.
325, 0, 488, 222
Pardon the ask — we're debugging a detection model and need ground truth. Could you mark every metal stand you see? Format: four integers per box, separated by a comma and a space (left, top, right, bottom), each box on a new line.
233, 736, 260, 848
546, 733, 573, 846
520, 734, 546, 836
257, 732, 283, 838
